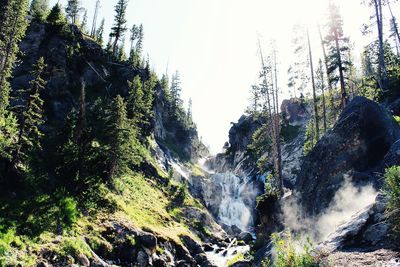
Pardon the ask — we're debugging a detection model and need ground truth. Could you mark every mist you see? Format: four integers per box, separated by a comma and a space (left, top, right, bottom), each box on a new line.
282, 175, 378, 243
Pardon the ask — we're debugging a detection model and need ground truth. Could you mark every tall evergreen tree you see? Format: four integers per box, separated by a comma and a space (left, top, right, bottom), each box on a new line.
105, 95, 141, 180
325, 2, 350, 109
110, 0, 129, 57
170, 71, 183, 113
65, 0, 81, 25
96, 18, 105, 46
30, 0, 49, 21
0, 0, 29, 115
11, 57, 46, 165
47, 3, 64, 25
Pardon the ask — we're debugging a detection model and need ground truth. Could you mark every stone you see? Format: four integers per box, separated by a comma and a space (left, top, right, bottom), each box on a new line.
36, 261, 52, 267
203, 243, 215, 252
230, 225, 242, 236
363, 223, 390, 246
296, 97, 400, 216
77, 254, 90, 266
238, 232, 253, 243
281, 98, 308, 125
136, 250, 150, 267
230, 261, 252, 267
180, 235, 204, 255
138, 232, 157, 250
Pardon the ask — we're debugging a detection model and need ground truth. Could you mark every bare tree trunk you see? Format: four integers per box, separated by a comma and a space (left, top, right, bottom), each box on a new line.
319, 25, 336, 120
334, 27, 347, 109
387, 1, 400, 56
90, 0, 100, 38
272, 48, 283, 194
258, 41, 283, 195
374, 0, 387, 90
307, 28, 319, 140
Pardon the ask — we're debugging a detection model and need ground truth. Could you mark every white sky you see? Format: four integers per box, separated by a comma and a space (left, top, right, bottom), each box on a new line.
49, 0, 400, 154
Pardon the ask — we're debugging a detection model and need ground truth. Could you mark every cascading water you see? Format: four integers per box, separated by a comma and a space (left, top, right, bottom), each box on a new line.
213, 173, 254, 232
204, 173, 258, 266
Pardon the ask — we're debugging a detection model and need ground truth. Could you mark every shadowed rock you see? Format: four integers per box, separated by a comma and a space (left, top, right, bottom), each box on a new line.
296, 96, 400, 216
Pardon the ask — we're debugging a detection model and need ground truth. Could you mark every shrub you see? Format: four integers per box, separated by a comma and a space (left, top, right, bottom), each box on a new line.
383, 166, 400, 233
271, 232, 318, 267
59, 197, 79, 228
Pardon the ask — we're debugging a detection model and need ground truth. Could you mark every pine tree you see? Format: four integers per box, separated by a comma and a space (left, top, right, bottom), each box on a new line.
11, 57, 47, 164
325, 2, 350, 109
106, 95, 141, 180
47, 3, 64, 25
96, 18, 105, 46
110, 0, 129, 57
136, 24, 144, 55
65, 0, 81, 25
30, 0, 49, 21
170, 71, 183, 113
127, 75, 155, 137
0, 0, 29, 115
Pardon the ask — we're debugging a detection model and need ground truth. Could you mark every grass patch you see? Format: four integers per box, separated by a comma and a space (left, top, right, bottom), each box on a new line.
270, 232, 319, 267
227, 253, 245, 266
110, 173, 197, 244
383, 166, 400, 234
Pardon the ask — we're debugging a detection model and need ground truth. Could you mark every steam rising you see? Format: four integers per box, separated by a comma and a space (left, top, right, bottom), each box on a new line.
282, 175, 378, 242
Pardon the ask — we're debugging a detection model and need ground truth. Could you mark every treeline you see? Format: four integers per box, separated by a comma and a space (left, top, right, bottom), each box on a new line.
247, 0, 400, 194
0, 0, 196, 203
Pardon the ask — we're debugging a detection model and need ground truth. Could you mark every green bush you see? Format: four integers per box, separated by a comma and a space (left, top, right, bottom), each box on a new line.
271, 232, 318, 267
383, 166, 400, 233
59, 197, 79, 228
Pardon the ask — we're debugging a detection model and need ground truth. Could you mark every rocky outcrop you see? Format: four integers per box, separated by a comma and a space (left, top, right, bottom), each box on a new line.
281, 98, 308, 125
319, 194, 400, 266
13, 22, 206, 163
296, 97, 400, 215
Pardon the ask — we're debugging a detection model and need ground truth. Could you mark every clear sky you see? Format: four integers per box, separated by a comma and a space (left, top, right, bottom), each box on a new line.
49, 0, 400, 154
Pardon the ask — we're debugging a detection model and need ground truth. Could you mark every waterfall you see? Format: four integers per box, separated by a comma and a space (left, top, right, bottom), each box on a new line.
211, 173, 256, 232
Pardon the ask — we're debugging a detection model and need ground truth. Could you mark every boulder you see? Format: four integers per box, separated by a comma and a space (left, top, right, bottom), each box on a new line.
296, 97, 400, 215
319, 194, 393, 253
230, 225, 242, 236
180, 235, 204, 255
230, 260, 252, 267
138, 232, 157, 250
238, 232, 253, 243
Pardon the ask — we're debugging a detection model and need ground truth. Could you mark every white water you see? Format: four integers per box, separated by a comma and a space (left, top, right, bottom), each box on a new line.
205, 239, 250, 267
212, 173, 257, 232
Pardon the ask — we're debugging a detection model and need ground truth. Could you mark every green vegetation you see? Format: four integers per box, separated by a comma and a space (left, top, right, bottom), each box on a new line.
383, 166, 400, 234
269, 232, 319, 267
227, 253, 245, 266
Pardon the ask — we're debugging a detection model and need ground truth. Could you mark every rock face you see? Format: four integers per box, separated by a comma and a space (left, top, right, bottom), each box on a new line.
281, 98, 308, 125
296, 97, 400, 215
319, 194, 399, 266
13, 22, 206, 163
